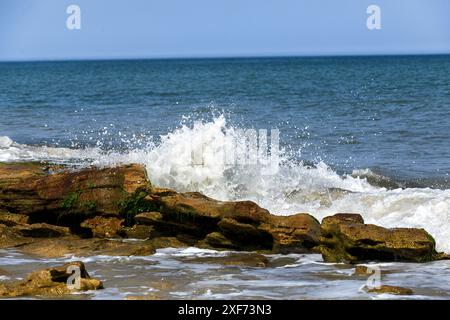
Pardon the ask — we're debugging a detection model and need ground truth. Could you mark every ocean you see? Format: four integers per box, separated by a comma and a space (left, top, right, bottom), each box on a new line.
1, 55, 450, 299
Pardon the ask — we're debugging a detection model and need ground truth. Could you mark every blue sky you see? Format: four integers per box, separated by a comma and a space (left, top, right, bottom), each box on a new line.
0, 0, 449, 61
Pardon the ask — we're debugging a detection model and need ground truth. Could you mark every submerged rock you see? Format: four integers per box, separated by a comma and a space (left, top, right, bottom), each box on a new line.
186, 252, 269, 268
0, 261, 103, 298
319, 213, 439, 263
366, 285, 414, 295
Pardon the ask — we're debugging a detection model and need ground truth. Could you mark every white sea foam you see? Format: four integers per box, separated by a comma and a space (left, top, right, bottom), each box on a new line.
0, 135, 101, 163
1, 115, 450, 252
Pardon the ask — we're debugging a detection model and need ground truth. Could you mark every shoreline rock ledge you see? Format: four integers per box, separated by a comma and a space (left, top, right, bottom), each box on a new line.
0, 162, 447, 263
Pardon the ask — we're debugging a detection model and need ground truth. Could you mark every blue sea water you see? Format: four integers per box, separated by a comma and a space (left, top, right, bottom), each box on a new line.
1, 55, 450, 180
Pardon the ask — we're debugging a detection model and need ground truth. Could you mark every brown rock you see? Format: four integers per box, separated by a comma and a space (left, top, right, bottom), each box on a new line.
0, 211, 28, 226
19, 236, 156, 258
217, 218, 273, 250
0, 224, 31, 249
147, 189, 270, 230
80, 216, 123, 238
146, 188, 319, 252
353, 265, 370, 276
260, 213, 321, 253
367, 285, 413, 295
201, 232, 237, 249
14, 223, 70, 238
0, 261, 103, 298
323, 213, 364, 225
119, 224, 154, 239
0, 163, 150, 227
319, 213, 438, 263
148, 236, 188, 249
134, 211, 163, 224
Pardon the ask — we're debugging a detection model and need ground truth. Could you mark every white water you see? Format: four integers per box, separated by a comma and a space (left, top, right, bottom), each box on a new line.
1, 115, 450, 252
3, 248, 448, 299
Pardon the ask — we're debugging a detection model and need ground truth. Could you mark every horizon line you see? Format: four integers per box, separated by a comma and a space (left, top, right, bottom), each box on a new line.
1, 51, 450, 63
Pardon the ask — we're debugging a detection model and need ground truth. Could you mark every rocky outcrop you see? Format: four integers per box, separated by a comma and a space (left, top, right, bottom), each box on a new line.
0, 261, 103, 298
0, 162, 446, 262
318, 213, 439, 263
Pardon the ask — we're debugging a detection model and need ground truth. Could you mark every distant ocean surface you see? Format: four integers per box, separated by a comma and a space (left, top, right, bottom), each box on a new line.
1, 55, 450, 253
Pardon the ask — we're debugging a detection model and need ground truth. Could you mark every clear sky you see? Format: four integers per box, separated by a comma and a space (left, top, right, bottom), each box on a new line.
0, 0, 449, 61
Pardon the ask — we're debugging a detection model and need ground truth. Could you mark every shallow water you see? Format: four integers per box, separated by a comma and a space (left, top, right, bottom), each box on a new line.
1, 247, 449, 300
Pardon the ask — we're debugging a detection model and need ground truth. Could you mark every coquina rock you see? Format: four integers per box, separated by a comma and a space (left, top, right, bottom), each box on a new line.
0, 261, 103, 298
0, 162, 150, 230
318, 213, 440, 263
